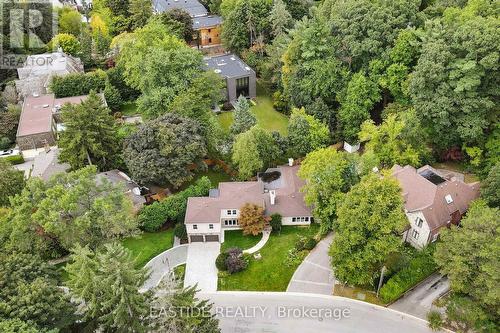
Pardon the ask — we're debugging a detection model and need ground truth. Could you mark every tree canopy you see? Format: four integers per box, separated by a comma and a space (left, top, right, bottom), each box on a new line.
287, 108, 330, 157
0, 159, 24, 207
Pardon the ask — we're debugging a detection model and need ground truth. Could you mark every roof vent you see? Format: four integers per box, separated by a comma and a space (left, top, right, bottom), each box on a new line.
445, 194, 453, 204
43, 104, 50, 108
270, 190, 276, 205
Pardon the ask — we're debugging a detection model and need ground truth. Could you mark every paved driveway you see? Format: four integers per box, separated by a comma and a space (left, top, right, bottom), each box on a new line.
200, 291, 440, 333
287, 233, 334, 295
140, 244, 189, 292
184, 242, 220, 292
390, 273, 449, 319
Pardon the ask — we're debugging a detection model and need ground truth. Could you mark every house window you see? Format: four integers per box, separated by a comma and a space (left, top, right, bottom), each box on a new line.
305, 217, 309, 222
416, 217, 423, 228
310, 217, 314, 223
236, 76, 250, 97
412, 229, 419, 239
224, 219, 238, 226
193, 225, 198, 230
227, 210, 232, 215
292, 217, 296, 222
232, 209, 237, 215
208, 29, 211, 33
209, 224, 214, 229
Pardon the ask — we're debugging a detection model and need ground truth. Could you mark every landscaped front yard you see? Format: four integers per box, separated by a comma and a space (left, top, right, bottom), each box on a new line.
218, 82, 289, 135
121, 229, 175, 268
218, 224, 319, 291
221, 230, 262, 252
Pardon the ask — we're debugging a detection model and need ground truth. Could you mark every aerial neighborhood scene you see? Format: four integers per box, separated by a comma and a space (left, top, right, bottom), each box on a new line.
0, 0, 498, 332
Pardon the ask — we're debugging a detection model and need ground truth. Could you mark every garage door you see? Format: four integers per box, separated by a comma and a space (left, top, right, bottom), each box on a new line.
205, 235, 219, 242
190, 235, 204, 242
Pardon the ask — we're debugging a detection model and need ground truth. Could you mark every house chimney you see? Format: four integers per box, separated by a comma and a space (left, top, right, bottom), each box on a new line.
270, 190, 276, 205
288, 158, 294, 166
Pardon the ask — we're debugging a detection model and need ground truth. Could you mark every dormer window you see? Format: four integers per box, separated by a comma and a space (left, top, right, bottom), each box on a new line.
227, 209, 232, 215
445, 194, 453, 204
416, 217, 423, 228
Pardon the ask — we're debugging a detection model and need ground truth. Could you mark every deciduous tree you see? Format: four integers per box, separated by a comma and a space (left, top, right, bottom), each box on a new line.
0, 158, 24, 207
238, 203, 266, 236
329, 173, 407, 286
287, 108, 330, 157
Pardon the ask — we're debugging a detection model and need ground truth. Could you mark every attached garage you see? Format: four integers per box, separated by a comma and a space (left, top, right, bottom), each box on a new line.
190, 235, 204, 243
205, 235, 219, 242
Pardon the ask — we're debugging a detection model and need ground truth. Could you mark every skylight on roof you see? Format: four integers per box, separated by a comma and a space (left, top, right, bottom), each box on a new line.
419, 169, 446, 185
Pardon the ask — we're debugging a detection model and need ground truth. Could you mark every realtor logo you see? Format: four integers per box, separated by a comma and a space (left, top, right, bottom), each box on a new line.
0, 0, 57, 69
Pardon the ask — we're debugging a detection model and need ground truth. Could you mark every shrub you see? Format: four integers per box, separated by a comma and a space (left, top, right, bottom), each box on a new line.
272, 90, 290, 115
379, 247, 437, 304
427, 311, 443, 331
4, 155, 24, 165
303, 237, 317, 250
294, 236, 307, 251
137, 177, 211, 232
284, 248, 308, 267
216, 252, 229, 271
0, 137, 11, 149
174, 223, 187, 241
269, 213, 282, 233
225, 247, 248, 274
50, 70, 107, 98
104, 80, 122, 111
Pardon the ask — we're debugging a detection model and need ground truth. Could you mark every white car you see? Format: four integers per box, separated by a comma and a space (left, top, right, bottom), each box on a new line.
0, 148, 20, 158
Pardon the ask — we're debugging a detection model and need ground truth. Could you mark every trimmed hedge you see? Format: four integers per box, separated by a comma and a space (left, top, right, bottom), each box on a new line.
379, 246, 437, 304
4, 155, 24, 165
50, 70, 107, 98
138, 177, 211, 232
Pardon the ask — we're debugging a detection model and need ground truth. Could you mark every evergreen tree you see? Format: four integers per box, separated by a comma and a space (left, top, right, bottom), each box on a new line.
58, 91, 121, 171
269, 0, 292, 37
230, 96, 256, 135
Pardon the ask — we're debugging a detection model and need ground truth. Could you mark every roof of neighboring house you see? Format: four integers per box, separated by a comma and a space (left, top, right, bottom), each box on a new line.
192, 15, 222, 29
17, 94, 55, 137
15, 51, 84, 97
153, 0, 208, 17
184, 165, 312, 224
392, 165, 480, 231
17, 94, 91, 137
204, 54, 255, 79
97, 170, 146, 207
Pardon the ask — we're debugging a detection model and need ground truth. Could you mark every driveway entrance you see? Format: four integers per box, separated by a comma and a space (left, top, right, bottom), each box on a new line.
184, 242, 220, 292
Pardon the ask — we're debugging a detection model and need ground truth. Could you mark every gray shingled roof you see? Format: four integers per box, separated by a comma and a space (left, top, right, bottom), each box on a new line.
192, 15, 222, 29
204, 54, 255, 79
153, 0, 208, 17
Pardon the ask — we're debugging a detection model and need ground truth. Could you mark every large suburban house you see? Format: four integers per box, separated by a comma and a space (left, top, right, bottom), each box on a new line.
15, 51, 84, 99
16, 93, 96, 152
153, 0, 223, 49
205, 54, 257, 103
393, 165, 480, 249
184, 164, 313, 243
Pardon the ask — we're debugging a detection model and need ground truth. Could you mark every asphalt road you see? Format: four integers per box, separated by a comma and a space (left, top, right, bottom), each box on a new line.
200, 291, 441, 333
390, 273, 449, 319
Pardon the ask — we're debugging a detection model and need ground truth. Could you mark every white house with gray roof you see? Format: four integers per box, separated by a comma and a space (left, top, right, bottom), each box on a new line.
205, 54, 257, 103
184, 165, 313, 243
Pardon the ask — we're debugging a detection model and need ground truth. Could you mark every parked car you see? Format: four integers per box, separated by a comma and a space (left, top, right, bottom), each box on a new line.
0, 148, 20, 158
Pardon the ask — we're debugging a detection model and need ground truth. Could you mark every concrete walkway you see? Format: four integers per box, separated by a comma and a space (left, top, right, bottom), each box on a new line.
243, 229, 270, 254
390, 273, 449, 319
184, 242, 220, 292
140, 244, 189, 292
287, 233, 335, 295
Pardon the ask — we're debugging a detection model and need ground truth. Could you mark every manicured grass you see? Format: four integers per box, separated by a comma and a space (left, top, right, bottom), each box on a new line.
217, 82, 289, 135
121, 229, 175, 268
221, 230, 262, 252
119, 101, 139, 117
218, 224, 319, 291
177, 168, 232, 192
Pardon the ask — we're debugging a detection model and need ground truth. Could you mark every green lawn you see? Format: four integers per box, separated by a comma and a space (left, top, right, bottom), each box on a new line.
221, 230, 262, 252
218, 82, 289, 135
121, 229, 175, 268
218, 224, 319, 291
177, 168, 232, 192
119, 101, 139, 117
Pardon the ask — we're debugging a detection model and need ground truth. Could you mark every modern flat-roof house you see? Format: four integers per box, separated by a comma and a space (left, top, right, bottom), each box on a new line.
392, 165, 480, 249
205, 54, 257, 103
184, 165, 313, 243
16, 94, 91, 151
15, 51, 84, 99
153, 0, 222, 48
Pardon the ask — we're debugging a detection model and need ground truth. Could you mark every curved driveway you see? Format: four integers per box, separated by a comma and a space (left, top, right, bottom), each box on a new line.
200, 291, 440, 333
287, 233, 334, 295
140, 244, 189, 292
